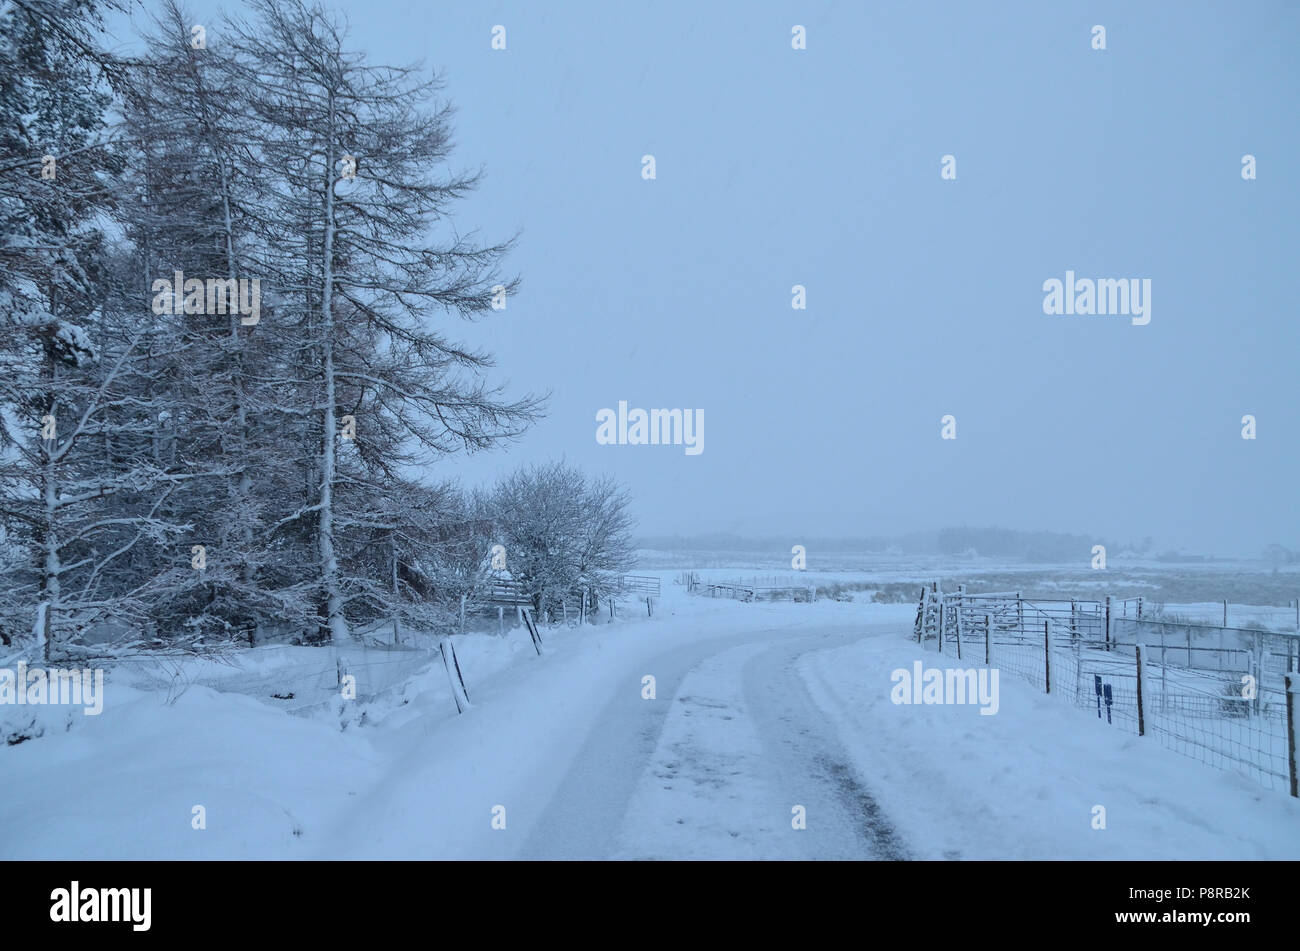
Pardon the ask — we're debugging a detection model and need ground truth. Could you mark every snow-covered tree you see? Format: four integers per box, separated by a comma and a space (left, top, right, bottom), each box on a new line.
0, 0, 554, 657
487, 462, 635, 618
0, 0, 157, 658
220, 0, 540, 642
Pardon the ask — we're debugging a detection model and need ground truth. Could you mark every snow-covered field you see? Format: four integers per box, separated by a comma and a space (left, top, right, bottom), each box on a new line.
3, 573, 1297, 860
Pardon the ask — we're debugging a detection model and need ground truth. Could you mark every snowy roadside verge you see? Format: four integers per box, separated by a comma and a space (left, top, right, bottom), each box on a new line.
798, 631, 1300, 860
0, 588, 867, 859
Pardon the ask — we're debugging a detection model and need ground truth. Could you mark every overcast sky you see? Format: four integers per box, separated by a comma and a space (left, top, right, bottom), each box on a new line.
106, 1, 1300, 556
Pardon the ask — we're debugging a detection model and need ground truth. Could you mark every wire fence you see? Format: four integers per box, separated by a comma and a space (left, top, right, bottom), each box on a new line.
692, 582, 815, 602
111, 642, 438, 714
914, 585, 1300, 797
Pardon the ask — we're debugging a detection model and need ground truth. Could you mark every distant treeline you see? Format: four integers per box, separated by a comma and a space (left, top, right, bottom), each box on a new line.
637, 528, 1154, 563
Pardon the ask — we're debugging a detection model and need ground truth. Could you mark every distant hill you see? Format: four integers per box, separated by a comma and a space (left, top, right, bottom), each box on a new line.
636, 527, 1153, 563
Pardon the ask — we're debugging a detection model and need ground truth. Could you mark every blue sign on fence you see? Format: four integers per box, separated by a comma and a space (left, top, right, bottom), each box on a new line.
1094, 674, 1114, 724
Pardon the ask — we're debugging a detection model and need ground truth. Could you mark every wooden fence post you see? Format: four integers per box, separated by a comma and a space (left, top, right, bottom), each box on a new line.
1043, 621, 1051, 694
1286, 672, 1298, 799
916, 587, 926, 643
1104, 595, 1112, 651
522, 609, 543, 656
1135, 643, 1146, 737
954, 597, 963, 660
984, 614, 991, 666
1253, 636, 1263, 715
441, 637, 471, 713
1160, 627, 1168, 714
938, 600, 945, 653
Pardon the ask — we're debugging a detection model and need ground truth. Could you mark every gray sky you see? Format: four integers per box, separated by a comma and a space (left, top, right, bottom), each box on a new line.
109, 1, 1300, 555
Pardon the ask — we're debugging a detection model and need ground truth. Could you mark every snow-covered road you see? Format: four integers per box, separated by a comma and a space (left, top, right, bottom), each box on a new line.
5, 595, 1298, 860
519, 625, 910, 860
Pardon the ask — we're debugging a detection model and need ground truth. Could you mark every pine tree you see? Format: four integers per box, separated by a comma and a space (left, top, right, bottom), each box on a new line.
220, 0, 541, 642
0, 0, 157, 658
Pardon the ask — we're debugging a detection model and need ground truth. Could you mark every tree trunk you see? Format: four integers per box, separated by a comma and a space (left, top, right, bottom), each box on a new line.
317, 97, 348, 643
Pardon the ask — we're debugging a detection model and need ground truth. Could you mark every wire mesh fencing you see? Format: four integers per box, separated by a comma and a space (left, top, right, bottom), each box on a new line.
110, 642, 439, 714
915, 585, 1300, 797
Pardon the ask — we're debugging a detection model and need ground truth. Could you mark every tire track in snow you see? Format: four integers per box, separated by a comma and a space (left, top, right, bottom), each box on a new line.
739, 633, 912, 860
519, 624, 910, 859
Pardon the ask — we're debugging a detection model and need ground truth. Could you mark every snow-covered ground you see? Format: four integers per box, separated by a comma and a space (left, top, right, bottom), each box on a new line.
801, 637, 1299, 859
3, 576, 1297, 860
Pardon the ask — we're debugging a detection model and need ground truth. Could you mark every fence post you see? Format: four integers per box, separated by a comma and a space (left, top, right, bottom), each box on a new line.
1017, 593, 1023, 634
915, 587, 926, 642
441, 637, 470, 713
955, 597, 963, 660
1253, 635, 1263, 716
521, 608, 543, 656
646, 596, 652, 618
1223, 599, 1228, 628
1160, 627, 1167, 714
1286, 673, 1298, 799
984, 614, 991, 666
1043, 621, 1051, 694
1104, 595, 1112, 651
1074, 633, 1083, 699
1135, 643, 1146, 737
938, 600, 945, 653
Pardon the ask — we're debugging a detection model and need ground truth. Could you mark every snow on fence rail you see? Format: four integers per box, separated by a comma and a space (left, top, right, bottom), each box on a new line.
914, 584, 1300, 797
692, 581, 814, 603
679, 571, 814, 603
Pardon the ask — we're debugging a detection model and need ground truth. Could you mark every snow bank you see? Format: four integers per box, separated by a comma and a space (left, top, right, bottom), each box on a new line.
799, 630, 1300, 859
